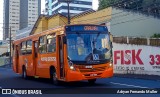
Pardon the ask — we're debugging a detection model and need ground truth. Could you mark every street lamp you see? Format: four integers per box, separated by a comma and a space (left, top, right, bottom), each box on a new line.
58, 0, 72, 24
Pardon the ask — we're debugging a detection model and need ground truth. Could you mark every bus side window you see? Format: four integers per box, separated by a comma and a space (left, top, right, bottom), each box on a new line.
21, 41, 26, 55
47, 34, 56, 53
39, 36, 46, 54
26, 40, 32, 54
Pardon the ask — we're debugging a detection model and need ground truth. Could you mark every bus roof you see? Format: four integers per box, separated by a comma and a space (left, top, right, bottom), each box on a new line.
13, 24, 108, 45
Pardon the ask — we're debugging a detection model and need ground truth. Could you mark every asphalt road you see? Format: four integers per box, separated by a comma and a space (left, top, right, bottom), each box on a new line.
0, 68, 160, 97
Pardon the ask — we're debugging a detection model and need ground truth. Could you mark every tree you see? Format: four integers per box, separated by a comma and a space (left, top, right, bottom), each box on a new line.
98, 0, 108, 10
98, 0, 119, 10
142, 0, 160, 15
142, 0, 153, 11
98, 0, 160, 17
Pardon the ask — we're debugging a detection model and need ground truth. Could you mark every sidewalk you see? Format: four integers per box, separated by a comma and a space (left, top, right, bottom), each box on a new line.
114, 74, 160, 81
0, 64, 12, 68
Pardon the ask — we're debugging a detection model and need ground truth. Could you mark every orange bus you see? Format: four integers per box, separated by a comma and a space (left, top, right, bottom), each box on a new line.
12, 24, 113, 85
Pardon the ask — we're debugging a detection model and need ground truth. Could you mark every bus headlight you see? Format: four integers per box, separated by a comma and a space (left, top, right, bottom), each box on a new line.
70, 65, 74, 70
109, 57, 113, 67
109, 63, 112, 67
68, 61, 75, 70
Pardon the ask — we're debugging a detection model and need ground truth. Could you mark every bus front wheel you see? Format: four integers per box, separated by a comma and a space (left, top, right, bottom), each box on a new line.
50, 69, 59, 85
88, 79, 96, 84
22, 67, 28, 79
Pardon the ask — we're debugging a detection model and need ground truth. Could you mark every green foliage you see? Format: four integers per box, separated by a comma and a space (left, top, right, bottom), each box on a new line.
142, 0, 160, 7
151, 34, 160, 38
98, 0, 119, 10
98, 0, 108, 10
98, 0, 160, 15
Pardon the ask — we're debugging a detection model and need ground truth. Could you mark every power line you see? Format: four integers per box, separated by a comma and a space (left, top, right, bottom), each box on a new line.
59, 16, 67, 25
0, 21, 38, 24
72, 0, 134, 23
72, 0, 159, 24
0, 1, 149, 25
1, 0, 158, 32
111, 17, 149, 26
71, 4, 158, 27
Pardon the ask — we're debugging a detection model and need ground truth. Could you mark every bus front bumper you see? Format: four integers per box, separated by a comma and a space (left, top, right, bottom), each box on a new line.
66, 68, 113, 82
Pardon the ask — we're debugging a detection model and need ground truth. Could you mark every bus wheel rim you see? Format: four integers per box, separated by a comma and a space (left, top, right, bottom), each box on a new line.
23, 69, 26, 78
53, 72, 57, 82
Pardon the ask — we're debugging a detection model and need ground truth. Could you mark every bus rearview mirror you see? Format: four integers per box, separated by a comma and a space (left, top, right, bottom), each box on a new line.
109, 33, 113, 42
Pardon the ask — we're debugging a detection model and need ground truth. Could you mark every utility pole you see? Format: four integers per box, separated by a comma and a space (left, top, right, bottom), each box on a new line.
3, 27, 12, 67
58, 0, 72, 24
67, 2, 70, 24
9, 27, 12, 67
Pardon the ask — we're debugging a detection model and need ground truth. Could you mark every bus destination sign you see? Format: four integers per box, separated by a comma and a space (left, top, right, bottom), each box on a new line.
84, 26, 98, 31
66, 25, 108, 32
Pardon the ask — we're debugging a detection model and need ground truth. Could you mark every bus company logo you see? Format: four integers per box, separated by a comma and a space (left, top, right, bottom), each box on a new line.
1, 89, 42, 95
41, 57, 56, 62
2, 89, 11, 94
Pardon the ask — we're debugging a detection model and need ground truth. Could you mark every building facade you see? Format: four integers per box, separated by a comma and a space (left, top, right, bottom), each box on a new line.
3, 0, 41, 40
16, 26, 33, 40
110, 8, 160, 37
31, 7, 112, 35
45, 0, 93, 16
0, 40, 8, 56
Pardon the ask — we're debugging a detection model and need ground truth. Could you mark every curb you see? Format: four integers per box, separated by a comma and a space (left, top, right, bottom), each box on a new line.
114, 74, 160, 81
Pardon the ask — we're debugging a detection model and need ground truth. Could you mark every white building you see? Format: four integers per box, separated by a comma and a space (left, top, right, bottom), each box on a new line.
3, 0, 41, 40
9, 0, 20, 37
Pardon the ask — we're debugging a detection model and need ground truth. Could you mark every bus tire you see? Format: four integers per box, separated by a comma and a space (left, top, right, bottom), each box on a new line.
88, 79, 96, 85
22, 66, 28, 79
50, 69, 59, 85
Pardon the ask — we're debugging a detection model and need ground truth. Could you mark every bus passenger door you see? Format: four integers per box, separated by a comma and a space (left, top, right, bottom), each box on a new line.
58, 36, 65, 79
33, 41, 38, 76
13, 45, 19, 73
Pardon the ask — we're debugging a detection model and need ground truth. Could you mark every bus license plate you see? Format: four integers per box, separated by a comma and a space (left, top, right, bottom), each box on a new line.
90, 74, 97, 76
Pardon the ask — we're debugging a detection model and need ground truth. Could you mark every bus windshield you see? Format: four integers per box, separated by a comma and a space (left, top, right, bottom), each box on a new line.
66, 32, 111, 64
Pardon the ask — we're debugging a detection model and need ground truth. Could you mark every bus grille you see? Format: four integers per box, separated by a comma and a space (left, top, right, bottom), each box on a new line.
79, 66, 107, 72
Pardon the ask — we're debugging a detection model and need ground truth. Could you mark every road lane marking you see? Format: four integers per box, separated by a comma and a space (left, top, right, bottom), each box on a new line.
110, 82, 149, 88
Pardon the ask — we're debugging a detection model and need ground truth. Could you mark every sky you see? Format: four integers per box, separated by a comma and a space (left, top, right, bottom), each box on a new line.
0, 0, 98, 40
